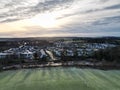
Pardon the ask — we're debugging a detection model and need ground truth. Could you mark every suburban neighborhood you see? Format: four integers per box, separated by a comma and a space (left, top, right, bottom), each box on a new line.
0, 39, 116, 62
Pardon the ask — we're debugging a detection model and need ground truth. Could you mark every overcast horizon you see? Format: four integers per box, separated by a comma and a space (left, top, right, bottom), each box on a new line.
0, 0, 120, 38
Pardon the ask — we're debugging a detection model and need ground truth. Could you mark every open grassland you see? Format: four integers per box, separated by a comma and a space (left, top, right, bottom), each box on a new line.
0, 67, 120, 90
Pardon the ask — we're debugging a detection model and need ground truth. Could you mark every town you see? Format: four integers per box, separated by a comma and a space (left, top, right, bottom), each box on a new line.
0, 37, 120, 70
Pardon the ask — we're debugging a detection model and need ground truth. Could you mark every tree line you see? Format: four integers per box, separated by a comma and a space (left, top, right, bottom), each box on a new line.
93, 46, 120, 63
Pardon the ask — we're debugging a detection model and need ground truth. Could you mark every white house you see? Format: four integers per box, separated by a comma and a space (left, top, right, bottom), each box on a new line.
20, 50, 34, 59
0, 52, 13, 59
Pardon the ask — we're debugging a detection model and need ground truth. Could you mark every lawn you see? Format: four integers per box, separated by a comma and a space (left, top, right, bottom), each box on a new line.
0, 67, 120, 90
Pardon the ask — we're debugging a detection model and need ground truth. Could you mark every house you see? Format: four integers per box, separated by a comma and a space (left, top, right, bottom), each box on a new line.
66, 50, 74, 56
0, 53, 8, 59
20, 50, 34, 59
40, 49, 47, 58
0, 52, 14, 59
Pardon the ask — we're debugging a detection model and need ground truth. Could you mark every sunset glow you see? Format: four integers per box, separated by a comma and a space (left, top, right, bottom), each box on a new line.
29, 13, 58, 28
0, 0, 120, 37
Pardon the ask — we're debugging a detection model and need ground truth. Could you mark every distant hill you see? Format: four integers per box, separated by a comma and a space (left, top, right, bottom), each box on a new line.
0, 37, 120, 41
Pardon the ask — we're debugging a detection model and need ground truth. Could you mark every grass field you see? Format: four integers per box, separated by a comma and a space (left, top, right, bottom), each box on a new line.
0, 67, 120, 90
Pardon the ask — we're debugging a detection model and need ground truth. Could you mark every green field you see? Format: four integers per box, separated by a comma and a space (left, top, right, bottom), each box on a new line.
0, 67, 120, 90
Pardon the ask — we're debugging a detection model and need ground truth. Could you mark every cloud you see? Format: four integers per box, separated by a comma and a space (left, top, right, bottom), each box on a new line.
0, 0, 120, 23
0, 0, 120, 37
104, 4, 120, 10
92, 15, 120, 25
0, 0, 74, 23
1, 18, 20, 23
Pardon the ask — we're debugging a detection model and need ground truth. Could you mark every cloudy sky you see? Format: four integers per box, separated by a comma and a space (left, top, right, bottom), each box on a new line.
0, 0, 120, 37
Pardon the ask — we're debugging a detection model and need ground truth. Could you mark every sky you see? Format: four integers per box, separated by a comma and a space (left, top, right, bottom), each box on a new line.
0, 0, 120, 37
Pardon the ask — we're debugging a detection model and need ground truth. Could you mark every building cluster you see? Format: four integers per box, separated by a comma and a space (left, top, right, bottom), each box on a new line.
0, 45, 48, 60
0, 41, 116, 60
49, 42, 116, 57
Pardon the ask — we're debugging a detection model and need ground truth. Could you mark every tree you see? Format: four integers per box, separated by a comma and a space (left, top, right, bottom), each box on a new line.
33, 53, 39, 60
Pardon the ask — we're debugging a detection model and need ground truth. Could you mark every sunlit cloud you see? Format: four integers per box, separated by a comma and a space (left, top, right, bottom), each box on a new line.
0, 0, 120, 37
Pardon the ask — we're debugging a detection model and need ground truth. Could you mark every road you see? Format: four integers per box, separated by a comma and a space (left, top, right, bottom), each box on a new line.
45, 50, 57, 61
